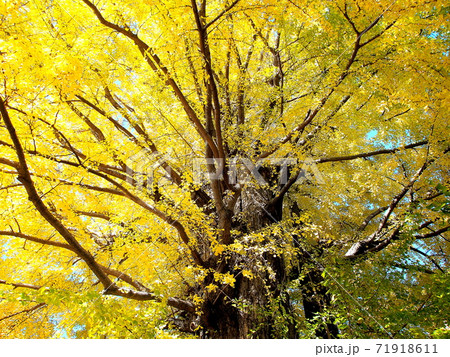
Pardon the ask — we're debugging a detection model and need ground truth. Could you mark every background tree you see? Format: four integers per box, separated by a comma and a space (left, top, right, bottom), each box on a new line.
0, 0, 448, 338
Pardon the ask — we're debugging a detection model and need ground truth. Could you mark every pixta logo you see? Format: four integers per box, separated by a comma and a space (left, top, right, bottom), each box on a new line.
193, 157, 325, 186
126, 149, 325, 189
125, 148, 174, 189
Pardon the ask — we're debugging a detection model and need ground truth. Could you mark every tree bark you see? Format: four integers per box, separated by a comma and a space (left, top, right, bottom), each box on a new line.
196, 174, 338, 338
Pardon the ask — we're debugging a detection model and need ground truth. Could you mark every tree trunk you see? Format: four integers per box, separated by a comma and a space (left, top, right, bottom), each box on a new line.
299, 258, 340, 338
196, 176, 339, 338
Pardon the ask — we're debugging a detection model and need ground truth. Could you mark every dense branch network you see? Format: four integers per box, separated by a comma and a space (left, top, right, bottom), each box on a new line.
0, 0, 447, 338
0, 97, 197, 311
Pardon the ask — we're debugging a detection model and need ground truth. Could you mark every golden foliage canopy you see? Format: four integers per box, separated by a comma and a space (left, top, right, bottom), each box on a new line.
0, 0, 448, 338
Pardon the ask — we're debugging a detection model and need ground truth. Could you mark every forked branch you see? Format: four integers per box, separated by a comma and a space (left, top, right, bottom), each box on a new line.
80, 0, 219, 159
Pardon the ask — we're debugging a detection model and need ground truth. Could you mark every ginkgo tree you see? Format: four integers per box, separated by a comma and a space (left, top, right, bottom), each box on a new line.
0, 0, 448, 338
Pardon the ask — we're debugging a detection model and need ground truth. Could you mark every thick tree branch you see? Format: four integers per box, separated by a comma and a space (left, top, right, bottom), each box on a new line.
191, 0, 226, 164
2, 114, 130, 182
296, 95, 352, 147
345, 160, 430, 259
0, 157, 19, 169
0, 279, 41, 290
0, 230, 185, 302
58, 179, 126, 196
317, 141, 428, 164
258, 109, 312, 159
74, 95, 140, 144
0, 231, 75, 251
375, 162, 429, 236
415, 225, 450, 240
360, 22, 396, 48
65, 100, 106, 141
79, 168, 206, 266
268, 95, 353, 203
205, 0, 240, 29
357, 205, 389, 232
74, 210, 110, 220
0, 303, 46, 323
410, 247, 445, 273
0, 230, 151, 292
0, 277, 195, 312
